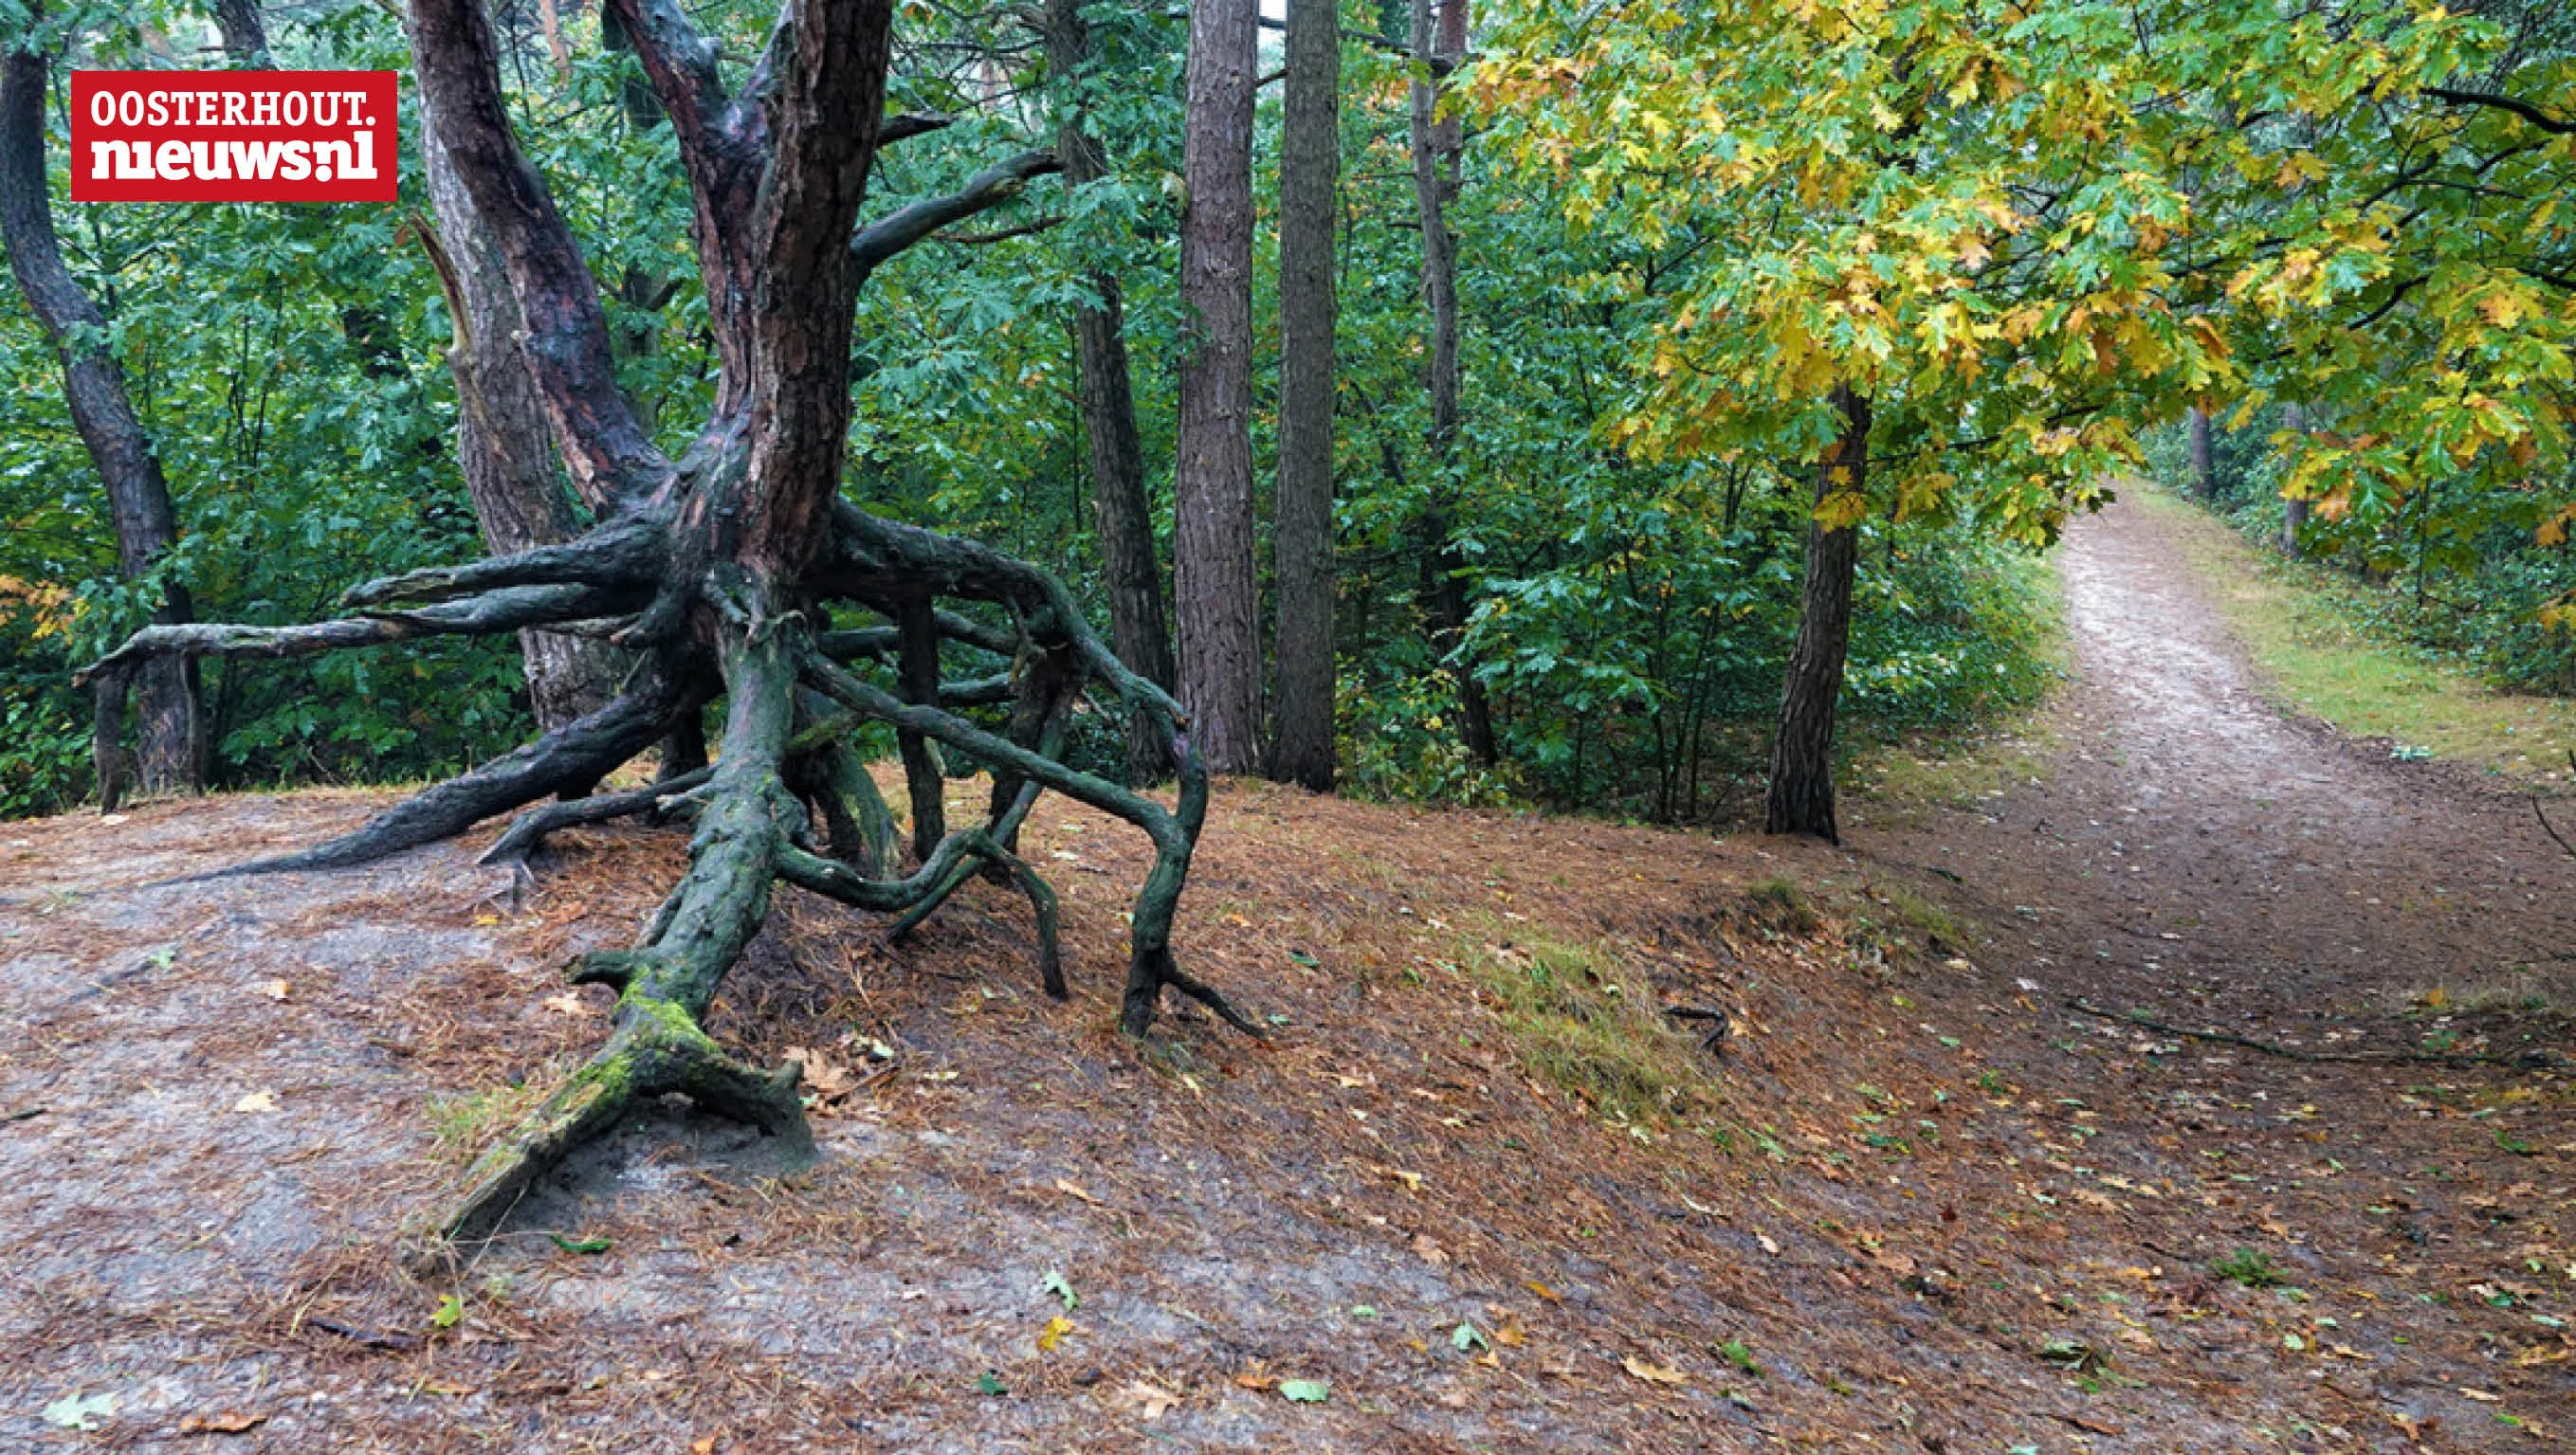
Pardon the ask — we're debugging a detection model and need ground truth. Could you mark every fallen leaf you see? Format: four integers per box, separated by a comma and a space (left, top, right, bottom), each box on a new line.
691, 1439, 717, 1454
1621, 1355, 1690, 1387
1042, 1269, 1078, 1311
1756, 1233, 1781, 1255
1278, 1378, 1329, 1404
2461, 1389, 2502, 1403
1037, 1315, 1077, 1353
42, 1391, 118, 1430
233, 1090, 278, 1114
258, 979, 290, 1001
1054, 1178, 1101, 1205
787, 1046, 855, 1100
1114, 1380, 1180, 1419
430, 1295, 465, 1330
1412, 1233, 1448, 1265
178, 1411, 267, 1435
549, 1232, 612, 1255
1526, 1280, 1562, 1302
540, 991, 585, 1016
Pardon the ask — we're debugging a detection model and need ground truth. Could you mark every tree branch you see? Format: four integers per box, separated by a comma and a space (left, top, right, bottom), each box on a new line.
848, 149, 1064, 285
2422, 86, 2574, 135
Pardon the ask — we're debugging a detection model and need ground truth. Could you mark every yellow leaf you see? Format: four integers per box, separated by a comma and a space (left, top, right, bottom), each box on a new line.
1037, 1315, 1077, 1353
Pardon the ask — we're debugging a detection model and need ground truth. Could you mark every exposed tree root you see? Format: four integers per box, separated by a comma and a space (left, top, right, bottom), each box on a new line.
78, 0, 1259, 1270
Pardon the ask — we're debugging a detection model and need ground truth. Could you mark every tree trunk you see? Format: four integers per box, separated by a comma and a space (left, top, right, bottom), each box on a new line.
1268, 0, 1340, 791
421, 124, 621, 732
0, 30, 204, 798
1763, 385, 1871, 843
212, 0, 272, 66
1408, 0, 1495, 767
2187, 406, 2216, 500
2279, 403, 2308, 556
1174, 0, 1263, 774
1044, 0, 1176, 785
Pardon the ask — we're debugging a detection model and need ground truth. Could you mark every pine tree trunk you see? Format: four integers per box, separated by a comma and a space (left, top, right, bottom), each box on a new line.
1268, 0, 1340, 791
1408, 0, 1496, 767
1045, 0, 1176, 785
2187, 406, 2216, 500
1174, 0, 1263, 773
1763, 386, 1871, 843
0, 36, 204, 798
422, 125, 621, 733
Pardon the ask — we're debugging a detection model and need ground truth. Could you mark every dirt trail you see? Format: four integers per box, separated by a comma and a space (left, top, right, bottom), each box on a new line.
0, 499, 2567, 1453
1855, 498, 2576, 1448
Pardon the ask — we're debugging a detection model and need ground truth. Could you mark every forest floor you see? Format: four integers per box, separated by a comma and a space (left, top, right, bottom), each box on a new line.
2, 498, 2571, 1453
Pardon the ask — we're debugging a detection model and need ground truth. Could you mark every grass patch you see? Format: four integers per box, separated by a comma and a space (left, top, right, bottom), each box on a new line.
1735, 877, 1825, 937
1462, 934, 1706, 1124
2209, 1247, 2287, 1289
2135, 485, 2576, 786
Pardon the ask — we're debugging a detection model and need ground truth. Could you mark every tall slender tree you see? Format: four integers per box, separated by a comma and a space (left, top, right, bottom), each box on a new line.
1173, 0, 1263, 774
1, 14, 204, 799
1268, 0, 1340, 790
1407, 0, 1496, 766
1043, 0, 1176, 784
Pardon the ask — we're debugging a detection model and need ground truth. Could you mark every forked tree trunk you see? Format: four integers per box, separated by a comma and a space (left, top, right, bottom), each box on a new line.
1174, 0, 1264, 774
72, 0, 1254, 1262
1764, 385, 1872, 843
420, 125, 621, 733
0, 29, 205, 801
2187, 406, 2216, 500
1407, 0, 1496, 767
1044, 0, 1176, 785
1268, 0, 1340, 791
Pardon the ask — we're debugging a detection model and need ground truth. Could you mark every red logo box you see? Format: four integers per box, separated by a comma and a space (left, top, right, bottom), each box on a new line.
69, 70, 396, 204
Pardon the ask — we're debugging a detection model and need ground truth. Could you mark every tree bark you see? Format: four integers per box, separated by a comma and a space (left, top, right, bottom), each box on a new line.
1407, 0, 1495, 767
1173, 0, 1263, 774
2187, 405, 2216, 500
1044, 0, 1175, 784
2279, 402, 2308, 556
421, 124, 620, 732
1763, 385, 1871, 843
211, 0, 272, 66
1268, 0, 1340, 791
0, 28, 204, 796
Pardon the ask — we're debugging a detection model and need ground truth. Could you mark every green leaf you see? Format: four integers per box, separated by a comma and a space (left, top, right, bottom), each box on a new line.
1452, 1321, 1489, 1352
1278, 1378, 1329, 1404
430, 1294, 465, 1330
976, 1370, 1009, 1396
550, 1232, 612, 1255
42, 1391, 118, 1430
1042, 1268, 1078, 1311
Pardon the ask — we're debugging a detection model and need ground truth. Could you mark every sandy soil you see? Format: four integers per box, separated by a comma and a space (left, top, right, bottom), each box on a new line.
0, 499, 2567, 1452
